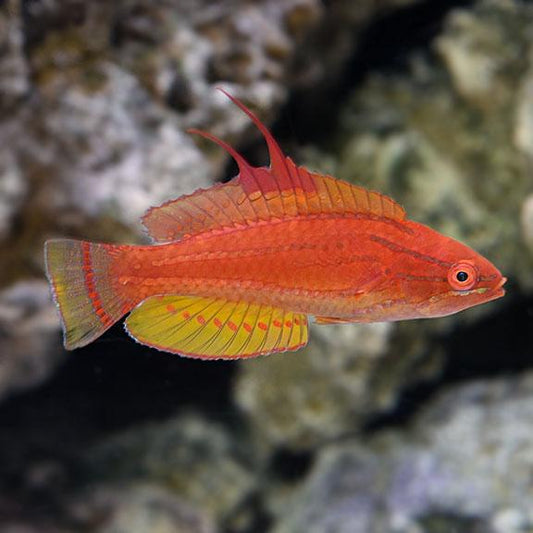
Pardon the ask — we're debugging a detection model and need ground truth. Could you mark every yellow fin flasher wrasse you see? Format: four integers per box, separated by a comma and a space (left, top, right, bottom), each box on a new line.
44, 89, 506, 359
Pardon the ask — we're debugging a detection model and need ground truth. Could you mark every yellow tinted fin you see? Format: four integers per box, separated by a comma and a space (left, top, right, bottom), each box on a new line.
45, 239, 134, 350
124, 295, 308, 359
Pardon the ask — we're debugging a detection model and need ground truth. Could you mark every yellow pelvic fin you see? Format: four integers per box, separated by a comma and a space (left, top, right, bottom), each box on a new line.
124, 295, 309, 359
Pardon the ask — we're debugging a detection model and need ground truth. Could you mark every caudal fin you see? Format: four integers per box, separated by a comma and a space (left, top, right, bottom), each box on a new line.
44, 239, 134, 350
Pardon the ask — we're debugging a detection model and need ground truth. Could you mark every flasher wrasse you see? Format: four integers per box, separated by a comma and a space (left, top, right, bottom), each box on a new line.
44, 89, 506, 359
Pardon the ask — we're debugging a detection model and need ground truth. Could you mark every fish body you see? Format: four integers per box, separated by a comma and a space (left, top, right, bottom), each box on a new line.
108, 216, 501, 321
45, 89, 506, 359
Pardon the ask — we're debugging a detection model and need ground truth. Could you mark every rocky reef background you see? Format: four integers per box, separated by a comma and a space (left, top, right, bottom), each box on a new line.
1, 0, 533, 531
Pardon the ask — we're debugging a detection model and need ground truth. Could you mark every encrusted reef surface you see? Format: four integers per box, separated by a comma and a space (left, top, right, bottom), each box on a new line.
273, 374, 533, 533
1, 0, 532, 532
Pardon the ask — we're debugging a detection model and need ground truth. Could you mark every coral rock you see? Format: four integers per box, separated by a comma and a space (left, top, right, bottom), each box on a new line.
274, 373, 533, 533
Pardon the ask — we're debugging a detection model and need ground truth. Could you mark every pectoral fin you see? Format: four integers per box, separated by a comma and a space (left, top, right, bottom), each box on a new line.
314, 316, 357, 325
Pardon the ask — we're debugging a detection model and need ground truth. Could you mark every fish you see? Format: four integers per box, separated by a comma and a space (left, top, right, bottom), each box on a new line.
44, 88, 506, 359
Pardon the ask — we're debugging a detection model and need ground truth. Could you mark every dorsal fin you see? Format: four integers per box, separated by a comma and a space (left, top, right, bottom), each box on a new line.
186, 127, 257, 185
142, 92, 406, 243
216, 87, 290, 192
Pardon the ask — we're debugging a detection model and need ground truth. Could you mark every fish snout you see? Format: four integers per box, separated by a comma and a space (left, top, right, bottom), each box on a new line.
493, 276, 507, 297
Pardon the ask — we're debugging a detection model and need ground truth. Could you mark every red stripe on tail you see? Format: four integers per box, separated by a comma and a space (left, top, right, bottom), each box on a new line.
81, 242, 115, 328
45, 239, 135, 350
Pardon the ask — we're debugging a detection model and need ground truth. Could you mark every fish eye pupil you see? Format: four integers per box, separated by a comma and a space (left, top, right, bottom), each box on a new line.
456, 271, 469, 283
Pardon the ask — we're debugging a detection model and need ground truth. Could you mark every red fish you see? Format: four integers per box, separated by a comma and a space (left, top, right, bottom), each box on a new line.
44, 89, 506, 359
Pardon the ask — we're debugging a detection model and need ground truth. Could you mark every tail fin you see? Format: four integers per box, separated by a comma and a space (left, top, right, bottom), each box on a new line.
44, 239, 134, 350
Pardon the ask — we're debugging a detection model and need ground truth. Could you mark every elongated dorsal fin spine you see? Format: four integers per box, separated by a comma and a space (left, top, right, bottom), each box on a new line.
187, 128, 255, 183
216, 87, 288, 185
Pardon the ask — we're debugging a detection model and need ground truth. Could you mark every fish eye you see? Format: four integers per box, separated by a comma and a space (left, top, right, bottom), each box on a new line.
447, 261, 478, 291
456, 271, 468, 282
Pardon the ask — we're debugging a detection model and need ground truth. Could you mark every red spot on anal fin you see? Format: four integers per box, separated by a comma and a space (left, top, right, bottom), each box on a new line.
243, 322, 252, 333
182, 311, 191, 320
228, 321, 238, 332
166, 304, 176, 314
273, 320, 282, 328
214, 317, 223, 329
197, 315, 206, 325
257, 322, 267, 330
285, 320, 292, 328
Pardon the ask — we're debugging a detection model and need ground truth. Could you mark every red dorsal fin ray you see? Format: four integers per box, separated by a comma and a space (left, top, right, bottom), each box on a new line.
215, 87, 291, 194
142, 91, 406, 243
186, 127, 256, 185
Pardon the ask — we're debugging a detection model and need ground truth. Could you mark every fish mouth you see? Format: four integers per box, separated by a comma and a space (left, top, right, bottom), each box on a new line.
470, 276, 506, 300
493, 276, 507, 297
485, 276, 507, 299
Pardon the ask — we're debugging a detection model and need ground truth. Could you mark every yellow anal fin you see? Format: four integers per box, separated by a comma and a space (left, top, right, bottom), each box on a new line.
124, 295, 309, 359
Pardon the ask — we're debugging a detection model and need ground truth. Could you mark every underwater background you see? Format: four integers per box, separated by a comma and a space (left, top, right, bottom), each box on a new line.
1, 0, 533, 531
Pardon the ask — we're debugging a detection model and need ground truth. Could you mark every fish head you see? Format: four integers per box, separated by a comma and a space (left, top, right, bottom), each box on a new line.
393, 222, 506, 319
